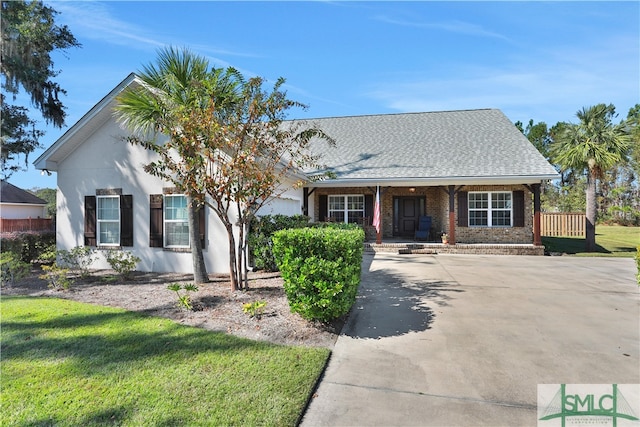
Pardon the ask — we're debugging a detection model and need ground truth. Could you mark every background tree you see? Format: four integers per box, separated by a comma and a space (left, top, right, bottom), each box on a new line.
551, 104, 632, 251
1, 0, 80, 178
114, 47, 239, 284
29, 187, 56, 219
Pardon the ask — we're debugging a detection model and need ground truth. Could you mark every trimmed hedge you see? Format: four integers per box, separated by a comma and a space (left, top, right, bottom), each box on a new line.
249, 215, 310, 272
0, 231, 56, 263
273, 227, 364, 322
636, 245, 640, 286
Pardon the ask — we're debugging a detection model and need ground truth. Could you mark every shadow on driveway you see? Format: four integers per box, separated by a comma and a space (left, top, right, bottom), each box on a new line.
343, 254, 464, 339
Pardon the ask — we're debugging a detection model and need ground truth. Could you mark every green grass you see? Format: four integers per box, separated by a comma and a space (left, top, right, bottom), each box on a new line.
542, 225, 639, 257
1, 297, 330, 426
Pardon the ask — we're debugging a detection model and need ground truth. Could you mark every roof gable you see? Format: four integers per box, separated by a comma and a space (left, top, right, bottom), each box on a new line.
1, 181, 47, 205
304, 109, 559, 185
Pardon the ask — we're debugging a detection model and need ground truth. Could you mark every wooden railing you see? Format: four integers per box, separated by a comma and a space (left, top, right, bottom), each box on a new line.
540, 213, 585, 237
0, 218, 54, 233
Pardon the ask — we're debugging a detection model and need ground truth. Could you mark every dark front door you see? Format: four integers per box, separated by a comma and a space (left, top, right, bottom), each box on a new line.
394, 196, 425, 238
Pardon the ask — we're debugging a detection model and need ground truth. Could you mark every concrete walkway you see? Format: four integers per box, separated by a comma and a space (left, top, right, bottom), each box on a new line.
300, 253, 639, 426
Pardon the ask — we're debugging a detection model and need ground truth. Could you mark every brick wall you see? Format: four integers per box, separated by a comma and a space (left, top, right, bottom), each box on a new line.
312, 184, 534, 244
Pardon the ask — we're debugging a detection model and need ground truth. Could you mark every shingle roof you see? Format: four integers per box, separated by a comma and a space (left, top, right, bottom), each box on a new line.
1, 181, 47, 205
303, 109, 559, 185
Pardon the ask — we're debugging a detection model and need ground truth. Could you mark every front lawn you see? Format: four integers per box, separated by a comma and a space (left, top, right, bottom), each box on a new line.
1, 297, 330, 426
542, 225, 639, 257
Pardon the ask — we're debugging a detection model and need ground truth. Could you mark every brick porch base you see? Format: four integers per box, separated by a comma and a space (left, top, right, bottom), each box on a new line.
364, 242, 545, 256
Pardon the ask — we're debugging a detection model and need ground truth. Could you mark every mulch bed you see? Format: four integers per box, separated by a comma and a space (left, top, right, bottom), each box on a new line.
2, 266, 343, 348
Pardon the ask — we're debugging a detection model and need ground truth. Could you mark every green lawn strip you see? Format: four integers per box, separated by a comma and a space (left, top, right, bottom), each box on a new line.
542, 225, 639, 257
1, 297, 330, 426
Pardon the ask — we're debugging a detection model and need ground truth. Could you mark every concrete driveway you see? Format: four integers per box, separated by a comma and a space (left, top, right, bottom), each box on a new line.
300, 253, 640, 427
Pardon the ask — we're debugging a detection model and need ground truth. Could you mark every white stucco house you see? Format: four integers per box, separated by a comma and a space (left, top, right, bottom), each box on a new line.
34, 73, 558, 274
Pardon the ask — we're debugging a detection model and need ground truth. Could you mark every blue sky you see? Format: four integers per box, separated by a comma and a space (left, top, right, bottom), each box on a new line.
10, 1, 640, 190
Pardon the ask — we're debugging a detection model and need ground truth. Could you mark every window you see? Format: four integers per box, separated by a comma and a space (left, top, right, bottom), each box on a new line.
164, 195, 189, 248
328, 195, 364, 223
97, 196, 120, 245
149, 194, 205, 249
468, 192, 512, 227
85, 194, 133, 247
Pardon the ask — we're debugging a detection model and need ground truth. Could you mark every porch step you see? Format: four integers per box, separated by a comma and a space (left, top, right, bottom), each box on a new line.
364, 242, 439, 255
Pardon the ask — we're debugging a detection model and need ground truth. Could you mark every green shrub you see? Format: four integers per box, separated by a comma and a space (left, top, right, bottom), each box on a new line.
58, 246, 96, 278
0, 252, 30, 286
273, 227, 364, 322
39, 263, 72, 290
636, 246, 640, 285
0, 231, 55, 263
167, 283, 199, 310
105, 250, 140, 279
249, 214, 310, 271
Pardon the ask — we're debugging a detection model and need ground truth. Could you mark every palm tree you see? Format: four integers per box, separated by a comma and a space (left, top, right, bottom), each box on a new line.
113, 47, 240, 284
551, 104, 632, 252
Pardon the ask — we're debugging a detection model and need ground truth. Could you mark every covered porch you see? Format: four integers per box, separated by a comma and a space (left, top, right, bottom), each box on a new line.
302, 183, 544, 251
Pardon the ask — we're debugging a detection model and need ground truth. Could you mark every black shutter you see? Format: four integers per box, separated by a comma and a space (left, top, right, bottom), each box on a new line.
364, 194, 373, 225
149, 194, 163, 247
513, 190, 525, 227
198, 206, 205, 249
457, 191, 468, 227
318, 195, 328, 222
84, 196, 97, 246
120, 195, 134, 246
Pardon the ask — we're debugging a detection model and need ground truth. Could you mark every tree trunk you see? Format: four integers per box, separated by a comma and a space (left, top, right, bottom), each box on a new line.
225, 222, 240, 291
585, 171, 597, 252
188, 198, 209, 284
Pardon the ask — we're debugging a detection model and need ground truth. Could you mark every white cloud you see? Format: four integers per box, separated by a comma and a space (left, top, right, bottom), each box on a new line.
374, 15, 510, 41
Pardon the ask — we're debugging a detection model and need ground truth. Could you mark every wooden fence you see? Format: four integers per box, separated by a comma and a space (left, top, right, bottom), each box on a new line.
540, 213, 585, 237
0, 218, 54, 233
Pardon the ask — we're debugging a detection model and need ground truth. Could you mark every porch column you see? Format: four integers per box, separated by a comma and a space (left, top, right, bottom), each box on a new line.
533, 183, 542, 246
303, 188, 309, 216
448, 185, 455, 245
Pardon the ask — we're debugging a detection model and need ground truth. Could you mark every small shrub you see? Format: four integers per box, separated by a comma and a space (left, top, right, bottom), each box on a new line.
0, 252, 30, 286
636, 246, 640, 286
167, 283, 199, 310
39, 264, 72, 290
105, 250, 140, 279
58, 246, 95, 278
273, 227, 364, 322
242, 300, 267, 319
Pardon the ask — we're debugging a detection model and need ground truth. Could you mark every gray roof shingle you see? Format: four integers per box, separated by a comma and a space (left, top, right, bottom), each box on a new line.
303, 109, 559, 185
1, 181, 47, 205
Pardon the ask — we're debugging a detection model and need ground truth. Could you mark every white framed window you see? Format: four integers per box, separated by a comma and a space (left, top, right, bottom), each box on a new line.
328, 195, 364, 223
97, 195, 120, 245
164, 195, 190, 248
469, 192, 512, 227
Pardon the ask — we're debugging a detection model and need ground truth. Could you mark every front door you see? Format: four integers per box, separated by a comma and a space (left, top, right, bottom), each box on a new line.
394, 196, 425, 238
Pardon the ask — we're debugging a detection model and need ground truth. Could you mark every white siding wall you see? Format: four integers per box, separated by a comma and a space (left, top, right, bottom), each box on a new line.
56, 118, 304, 274
0, 204, 47, 219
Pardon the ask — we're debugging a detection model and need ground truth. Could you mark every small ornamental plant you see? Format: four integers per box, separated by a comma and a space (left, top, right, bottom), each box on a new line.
58, 246, 96, 278
242, 301, 267, 319
39, 264, 72, 291
105, 250, 140, 280
168, 283, 199, 311
0, 252, 30, 286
